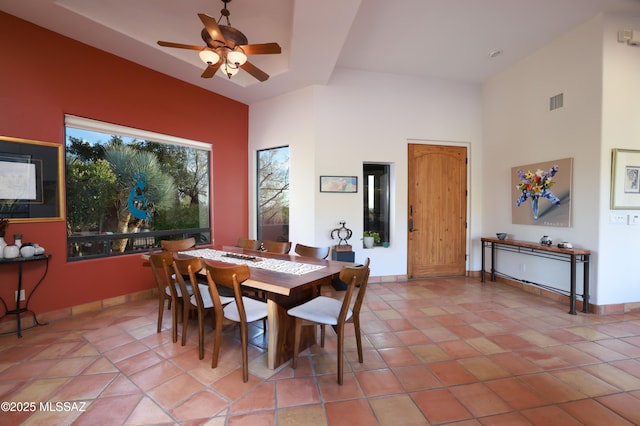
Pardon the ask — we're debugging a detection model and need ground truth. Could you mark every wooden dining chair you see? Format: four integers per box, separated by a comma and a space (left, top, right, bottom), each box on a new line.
172, 255, 234, 359
160, 237, 196, 252
294, 243, 330, 259
149, 251, 184, 342
262, 240, 292, 254
236, 238, 261, 251
287, 258, 370, 384
204, 261, 268, 382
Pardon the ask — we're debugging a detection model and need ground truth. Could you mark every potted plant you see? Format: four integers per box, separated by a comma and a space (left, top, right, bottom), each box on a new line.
362, 231, 381, 248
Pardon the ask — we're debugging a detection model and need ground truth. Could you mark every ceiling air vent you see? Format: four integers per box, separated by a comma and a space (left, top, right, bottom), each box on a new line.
550, 93, 563, 111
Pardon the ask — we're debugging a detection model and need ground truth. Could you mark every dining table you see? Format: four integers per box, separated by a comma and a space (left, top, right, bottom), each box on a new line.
149, 245, 356, 369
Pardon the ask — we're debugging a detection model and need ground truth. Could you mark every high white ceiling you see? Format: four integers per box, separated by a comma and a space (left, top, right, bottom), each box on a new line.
2, 0, 640, 105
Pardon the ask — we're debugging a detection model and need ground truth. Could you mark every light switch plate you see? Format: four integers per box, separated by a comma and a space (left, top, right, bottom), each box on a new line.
629, 214, 640, 225
610, 213, 626, 224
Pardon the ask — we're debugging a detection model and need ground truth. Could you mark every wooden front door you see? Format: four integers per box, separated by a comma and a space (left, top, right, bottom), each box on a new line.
408, 144, 467, 278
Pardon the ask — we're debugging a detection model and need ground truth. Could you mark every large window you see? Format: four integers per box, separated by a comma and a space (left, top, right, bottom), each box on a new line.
257, 146, 289, 242
363, 163, 390, 245
65, 115, 211, 260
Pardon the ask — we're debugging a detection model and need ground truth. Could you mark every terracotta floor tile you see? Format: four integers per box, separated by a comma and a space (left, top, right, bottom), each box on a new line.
147, 373, 206, 409
411, 388, 472, 424
570, 341, 627, 362
449, 382, 512, 417
325, 399, 378, 426
369, 394, 428, 425
230, 381, 275, 414
519, 372, 588, 403
410, 343, 452, 363
115, 349, 163, 376
552, 368, 621, 397
465, 337, 507, 355
277, 404, 326, 426
3, 278, 640, 424
316, 373, 363, 401
545, 344, 600, 366
74, 394, 141, 425
129, 359, 183, 391
438, 340, 482, 359
478, 411, 533, 426
0, 359, 57, 381
356, 368, 403, 397
596, 338, 640, 357
610, 358, 640, 380
485, 377, 551, 410
560, 398, 636, 425
170, 389, 229, 421
378, 346, 421, 367
458, 356, 511, 381
521, 405, 584, 425
429, 360, 478, 386
125, 396, 174, 425
8, 377, 68, 402
488, 352, 543, 375
393, 364, 442, 392
395, 329, 432, 345
275, 377, 321, 407
53, 372, 117, 401
596, 393, 640, 424
101, 374, 143, 397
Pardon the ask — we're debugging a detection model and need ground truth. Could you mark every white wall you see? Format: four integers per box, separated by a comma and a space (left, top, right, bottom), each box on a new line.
599, 13, 640, 305
250, 69, 483, 277
482, 13, 640, 306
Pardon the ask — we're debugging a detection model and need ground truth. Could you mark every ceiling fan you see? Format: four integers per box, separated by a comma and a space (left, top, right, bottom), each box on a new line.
157, 0, 281, 82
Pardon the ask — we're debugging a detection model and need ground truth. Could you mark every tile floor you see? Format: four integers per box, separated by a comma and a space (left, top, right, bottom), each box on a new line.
2, 277, 640, 425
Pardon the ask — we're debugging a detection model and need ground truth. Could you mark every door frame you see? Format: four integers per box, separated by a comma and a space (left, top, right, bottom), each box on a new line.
407, 139, 472, 276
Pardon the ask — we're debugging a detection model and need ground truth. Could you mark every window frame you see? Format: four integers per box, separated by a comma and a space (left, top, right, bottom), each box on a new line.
363, 162, 391, 245
64, 115, 212, 261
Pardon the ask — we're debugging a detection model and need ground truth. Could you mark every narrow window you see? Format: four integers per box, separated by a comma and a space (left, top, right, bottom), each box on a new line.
363, 163, 390, 245
257, 146, 289, 242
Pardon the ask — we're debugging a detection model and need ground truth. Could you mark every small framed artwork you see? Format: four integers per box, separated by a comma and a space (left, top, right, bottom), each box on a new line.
0, 136, 64, 222
319, 176, 358, 193
611, 148, 640, 209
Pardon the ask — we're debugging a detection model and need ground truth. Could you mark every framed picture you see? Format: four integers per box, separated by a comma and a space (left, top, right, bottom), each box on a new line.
0, 136, 64, 222
511, 157, 573, 227
319, 176, 358, 193
611, 148, 640, 209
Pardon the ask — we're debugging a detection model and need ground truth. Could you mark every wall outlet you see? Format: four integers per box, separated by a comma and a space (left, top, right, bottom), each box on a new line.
15, 289, 25, 302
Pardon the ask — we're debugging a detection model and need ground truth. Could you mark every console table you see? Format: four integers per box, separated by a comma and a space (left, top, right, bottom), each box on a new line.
0, 254, 51, 337
481, 238, 590, 315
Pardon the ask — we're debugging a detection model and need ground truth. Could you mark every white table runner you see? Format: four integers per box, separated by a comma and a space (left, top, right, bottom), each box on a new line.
180, 248, 325, 275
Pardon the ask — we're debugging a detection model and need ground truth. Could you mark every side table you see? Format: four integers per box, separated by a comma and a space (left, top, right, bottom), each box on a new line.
0, 254, 51, 337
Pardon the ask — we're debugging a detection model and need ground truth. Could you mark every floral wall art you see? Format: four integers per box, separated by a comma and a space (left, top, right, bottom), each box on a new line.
511, 158, 573, 227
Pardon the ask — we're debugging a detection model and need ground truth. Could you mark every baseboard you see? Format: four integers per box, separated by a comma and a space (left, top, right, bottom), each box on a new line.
482, 272, 640, 316
0, 288, 156, 335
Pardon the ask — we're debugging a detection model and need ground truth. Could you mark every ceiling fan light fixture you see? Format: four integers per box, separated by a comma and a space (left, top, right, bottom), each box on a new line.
199, 49, 220, 65
227, 49, 247, 66
220, 62, 240, 79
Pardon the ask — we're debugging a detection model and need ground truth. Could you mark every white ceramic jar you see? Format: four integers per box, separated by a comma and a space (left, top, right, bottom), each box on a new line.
4, 244, 20, 259
20, 245, 35, 258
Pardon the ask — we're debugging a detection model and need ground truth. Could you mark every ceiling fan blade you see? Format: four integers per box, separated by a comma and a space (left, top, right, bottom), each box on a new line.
157, 41, 204, 51
198, 13, 225, 45
201, 61, 222, 78
240, 42, 282, 55
241, 61, 269, 82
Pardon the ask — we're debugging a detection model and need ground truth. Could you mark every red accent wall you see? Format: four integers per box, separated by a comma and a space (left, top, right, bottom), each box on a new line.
0, 12, 249, 316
